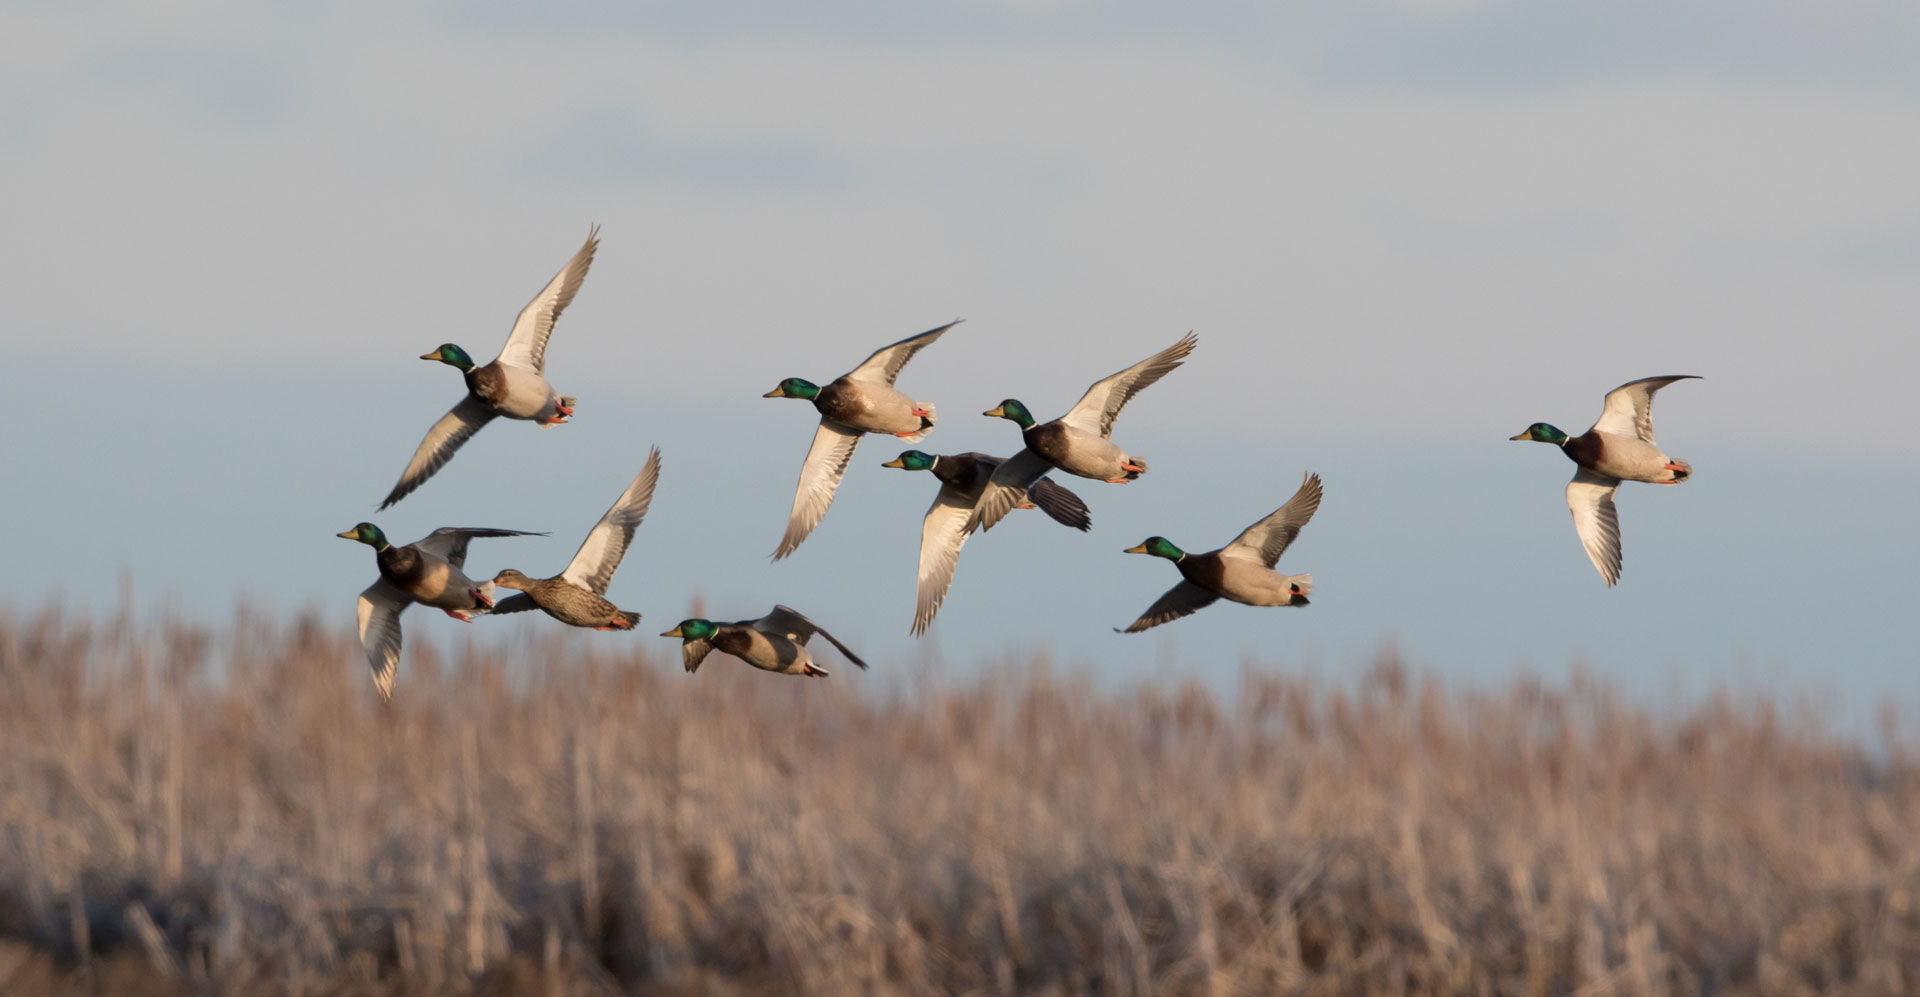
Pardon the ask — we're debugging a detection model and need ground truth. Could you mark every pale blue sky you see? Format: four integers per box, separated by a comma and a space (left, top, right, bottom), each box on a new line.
3, 2, 1913, 721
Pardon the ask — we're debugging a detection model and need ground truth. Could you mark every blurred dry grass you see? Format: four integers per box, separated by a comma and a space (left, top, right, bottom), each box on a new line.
1, 602, 1916, 996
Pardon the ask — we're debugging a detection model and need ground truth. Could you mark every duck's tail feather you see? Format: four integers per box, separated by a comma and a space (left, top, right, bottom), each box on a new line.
895, 402, 936, 444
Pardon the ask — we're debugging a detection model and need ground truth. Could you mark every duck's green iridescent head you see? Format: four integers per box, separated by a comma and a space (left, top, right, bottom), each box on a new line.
1123, 536, 1185, 560
336, 522, 391, 550
763, 378, 821, 400
662, 619, 718, 640
421, 343, 476, 372
983, 399, 1035, 429
882, 450, 937, 471
1509, 422, 1569, 445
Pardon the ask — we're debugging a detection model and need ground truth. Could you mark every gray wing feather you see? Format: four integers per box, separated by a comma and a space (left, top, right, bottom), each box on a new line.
1222, 472, 1323, 567
1027, 476, 1092, 531
380, 396, 496, 510
761, 605, 869, 669
356, 580, 408, 700
561, 448, 661, 594
1060, 331, 1198, 437
1567, 468, 1624, 586
1116, 581, 1219, 634
911, 483, 976, 636
496, 226, 599, 374
966, 449, 1052, 534
773, 421, 862, 560
847, 320, 959, 386
411, 527, 545, 569
681, 639, 714, 673
1592, 375, 1700, 444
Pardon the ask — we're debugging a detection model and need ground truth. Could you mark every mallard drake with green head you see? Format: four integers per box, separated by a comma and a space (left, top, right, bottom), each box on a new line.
336, 523, 543, 699
970, 331, 1197, 533
766, 320, 957, 559
1510, 375, 1700, 586
489, 448, 661, 630
379, 227, 600, 509
1118, 472, 1322, 634
661, 605, 868, 677
882, 449, 1090, 636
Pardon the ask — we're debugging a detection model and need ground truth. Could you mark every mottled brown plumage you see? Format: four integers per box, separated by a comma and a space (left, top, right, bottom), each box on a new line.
490, 571, 639, 630
488, 450, 661, 631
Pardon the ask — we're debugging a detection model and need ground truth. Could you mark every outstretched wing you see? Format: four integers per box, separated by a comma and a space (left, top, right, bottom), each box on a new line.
1116, 581, 1219, 634
496, 226, 599, 374
847, 320, 959, 386
411, 527, 545, 569
1059, 331, 1198, 438
760, 605, 869, 669
1566, 467, 1624, 586
355, 580, 409, 701
379, 396, 497, 510
1221, 472, 1323, 567
561, 448, 661, 595
773, 421, 862, 560
1026, 476, 1092, 531
910, 481, 977, 636
1592, 375, 1700, 444
965, 449, 1052, 534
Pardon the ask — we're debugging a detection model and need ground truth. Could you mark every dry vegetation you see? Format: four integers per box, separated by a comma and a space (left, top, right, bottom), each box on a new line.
1, 602, 1916, 996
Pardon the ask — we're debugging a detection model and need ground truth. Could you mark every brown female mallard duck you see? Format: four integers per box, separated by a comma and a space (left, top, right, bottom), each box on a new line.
489, 448, 661, 630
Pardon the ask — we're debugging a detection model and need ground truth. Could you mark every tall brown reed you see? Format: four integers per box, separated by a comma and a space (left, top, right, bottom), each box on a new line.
0, 602, 1914, 995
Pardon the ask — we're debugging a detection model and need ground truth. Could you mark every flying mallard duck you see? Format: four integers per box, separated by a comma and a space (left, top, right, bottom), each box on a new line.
336, 523, 543, 699
765, 320, 957, 559
881, 450, 1091, 636
661, 606, 868, 677
1117, 471, 1322, 633
1510, 375, 1700, 586
488, 448, 661, 630
969, 331, 1197, 534
379, 227, 600, 509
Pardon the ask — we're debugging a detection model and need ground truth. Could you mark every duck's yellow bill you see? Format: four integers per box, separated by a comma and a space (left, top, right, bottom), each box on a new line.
420, 349, 444, 361
336, 529, 360, 540
1508, 431, 1531, 441
1122, 543, 1149, 554
983, 404, 1006, 418
881, 457, 906, 468
763, 386, 786, 398
661, 625, 685, 638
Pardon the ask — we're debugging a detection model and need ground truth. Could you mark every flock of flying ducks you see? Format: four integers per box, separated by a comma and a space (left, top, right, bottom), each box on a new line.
336, 229, 1700, 699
